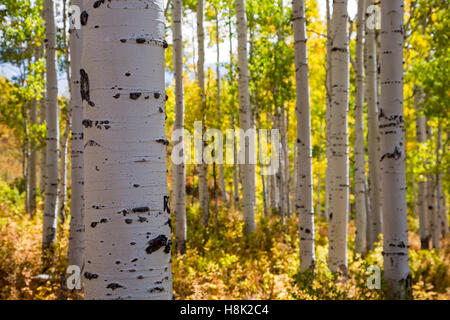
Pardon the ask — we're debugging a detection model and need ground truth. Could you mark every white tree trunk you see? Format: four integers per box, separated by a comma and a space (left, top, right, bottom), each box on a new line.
354, 0, 367, 256
215, 8, 228, 204
293, 0, 315, 272
379, 0, 411, 298
42, 0, 59, 253
365, 0, 382, 250
324, 0, 332, 223
231, 113, 240, 208
173, 0, 187, 254
236, 0, 256, 236
67, 0, 84, 269
414, 85, 430, 249
437, 126, 448, 236
29, 97, 38, 215
327, 0, 349, 276
197, 0, 209, 226
81, 0, 172, 299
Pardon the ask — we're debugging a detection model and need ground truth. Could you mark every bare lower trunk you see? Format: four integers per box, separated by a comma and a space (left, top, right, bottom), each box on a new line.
293, 0, 315, 272
29, 98, 38, 215
379, 0, 411, 298
324, 0, 332, 223
81, 0, 172, 299
414, 85, 430, 249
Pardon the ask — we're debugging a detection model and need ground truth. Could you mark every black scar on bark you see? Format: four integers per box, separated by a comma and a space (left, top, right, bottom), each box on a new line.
148, 287, 165, 293
138, 216, 147, 223
159, 107, 164, 113
154, 92, 161, 99
130, 92, 142, 100
80, 11, 88, 26
106, 283, 125, 290
380, 146, 402, 162
84, 272, 99, 280
136, 38, 146, 44
93, 0, 105, 9
156, 139, 169, 146
163, 196, 170, 214
91, 222, 98, 228
82, 119, 93, 128
165, 95, 169, 101
165, 218, 172, 230
145, 235, 168, 254
120, 39, 127, 43
163, 40, 169, 49
132, 206, 149, 213
125, 219, 133, 224
80, 69, 94, 106
113, 93, 120, 99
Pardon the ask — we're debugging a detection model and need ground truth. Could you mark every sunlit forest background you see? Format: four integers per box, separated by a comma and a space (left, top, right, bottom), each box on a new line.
0, 0, 449, 299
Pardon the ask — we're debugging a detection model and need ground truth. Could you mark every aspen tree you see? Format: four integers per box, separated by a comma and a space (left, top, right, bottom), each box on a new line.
42, 0, 60, 255
327, 0, 349, 275
236, 0, 256, 235
354, 0, 367, 256
379, 0, 411, 298
197, 0, 209, 226
173, 0, 187, 254
81, 0, 172, 299
365, 0, 382, 250
293, 0, 315, 272
67, 0, 84, 269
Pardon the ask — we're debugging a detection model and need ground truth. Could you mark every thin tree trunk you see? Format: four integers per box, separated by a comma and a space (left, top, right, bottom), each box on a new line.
324, 0, 332, 223
215, 7, 228, 204
365, 0, 382, 250
67, 0, 84, 271
379, 0, 411, 298
197, 0, 209, 226
29, 96, 38, 216
293, 0, 315, 272
354, 0, 367, 257
437, 126, 448, 236
81, 0, 172, 299
173, 0, 187, 254
231, 113, 240, 208
414, 85, 430, 249
236, 0, 256, 236
327, 0, 349, 276
42, 0, 60, 258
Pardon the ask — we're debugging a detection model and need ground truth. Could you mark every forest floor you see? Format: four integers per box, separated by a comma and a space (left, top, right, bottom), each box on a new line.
0, 201, 449, 300
0, 134, 449, 300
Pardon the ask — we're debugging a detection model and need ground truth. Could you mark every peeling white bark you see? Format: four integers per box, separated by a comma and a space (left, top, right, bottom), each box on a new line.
379, 0, 411, 298
293, 0, 315, 272
81, 0, 172, 299
235, 0, 255, 235
42, 0, 60, 253
327, 0, 349, 275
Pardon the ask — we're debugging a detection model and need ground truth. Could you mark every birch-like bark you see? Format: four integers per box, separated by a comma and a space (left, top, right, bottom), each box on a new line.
215, 7, 228, 204
437, 126, 448, 236
365, 0, 382, 250
81, 0, 172, 299
324, 0, 331, 223
414, 85, 430, 249
231, 113, 240, 208
29, 96, 38, 215
173, 0, 186, 254
354, 0, 367, 256
197, 0, 209, 226
40, 90, 47, 197
42, 0, 59, 254
327, 0, 349, 276
293, 0, 315, 272
379, 0, 411, 298
67, 0, 84, 269
236, 0, 256, 236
